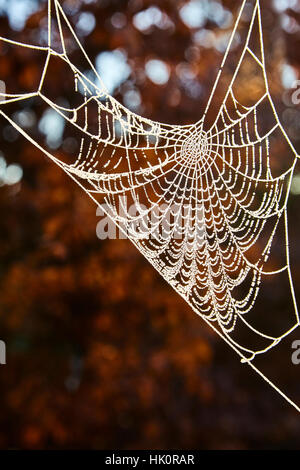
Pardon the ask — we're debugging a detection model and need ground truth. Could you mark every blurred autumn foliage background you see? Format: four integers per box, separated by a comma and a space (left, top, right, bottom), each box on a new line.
0, 0, 300, 449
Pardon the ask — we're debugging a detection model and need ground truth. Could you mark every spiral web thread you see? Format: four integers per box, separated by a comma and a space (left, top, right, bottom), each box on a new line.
0, 0, 300, 411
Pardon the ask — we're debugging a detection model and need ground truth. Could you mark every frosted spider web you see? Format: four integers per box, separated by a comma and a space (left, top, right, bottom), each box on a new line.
0, 0, 300, 411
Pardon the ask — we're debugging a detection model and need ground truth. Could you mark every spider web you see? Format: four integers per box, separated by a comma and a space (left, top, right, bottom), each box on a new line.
0, 0, 300, 411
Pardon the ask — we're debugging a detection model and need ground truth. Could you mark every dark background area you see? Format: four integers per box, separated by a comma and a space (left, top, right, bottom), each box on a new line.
0, 0, 300, 449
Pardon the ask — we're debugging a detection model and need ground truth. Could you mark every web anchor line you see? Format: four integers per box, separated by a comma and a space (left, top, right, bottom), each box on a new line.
0, 0, 300, 412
